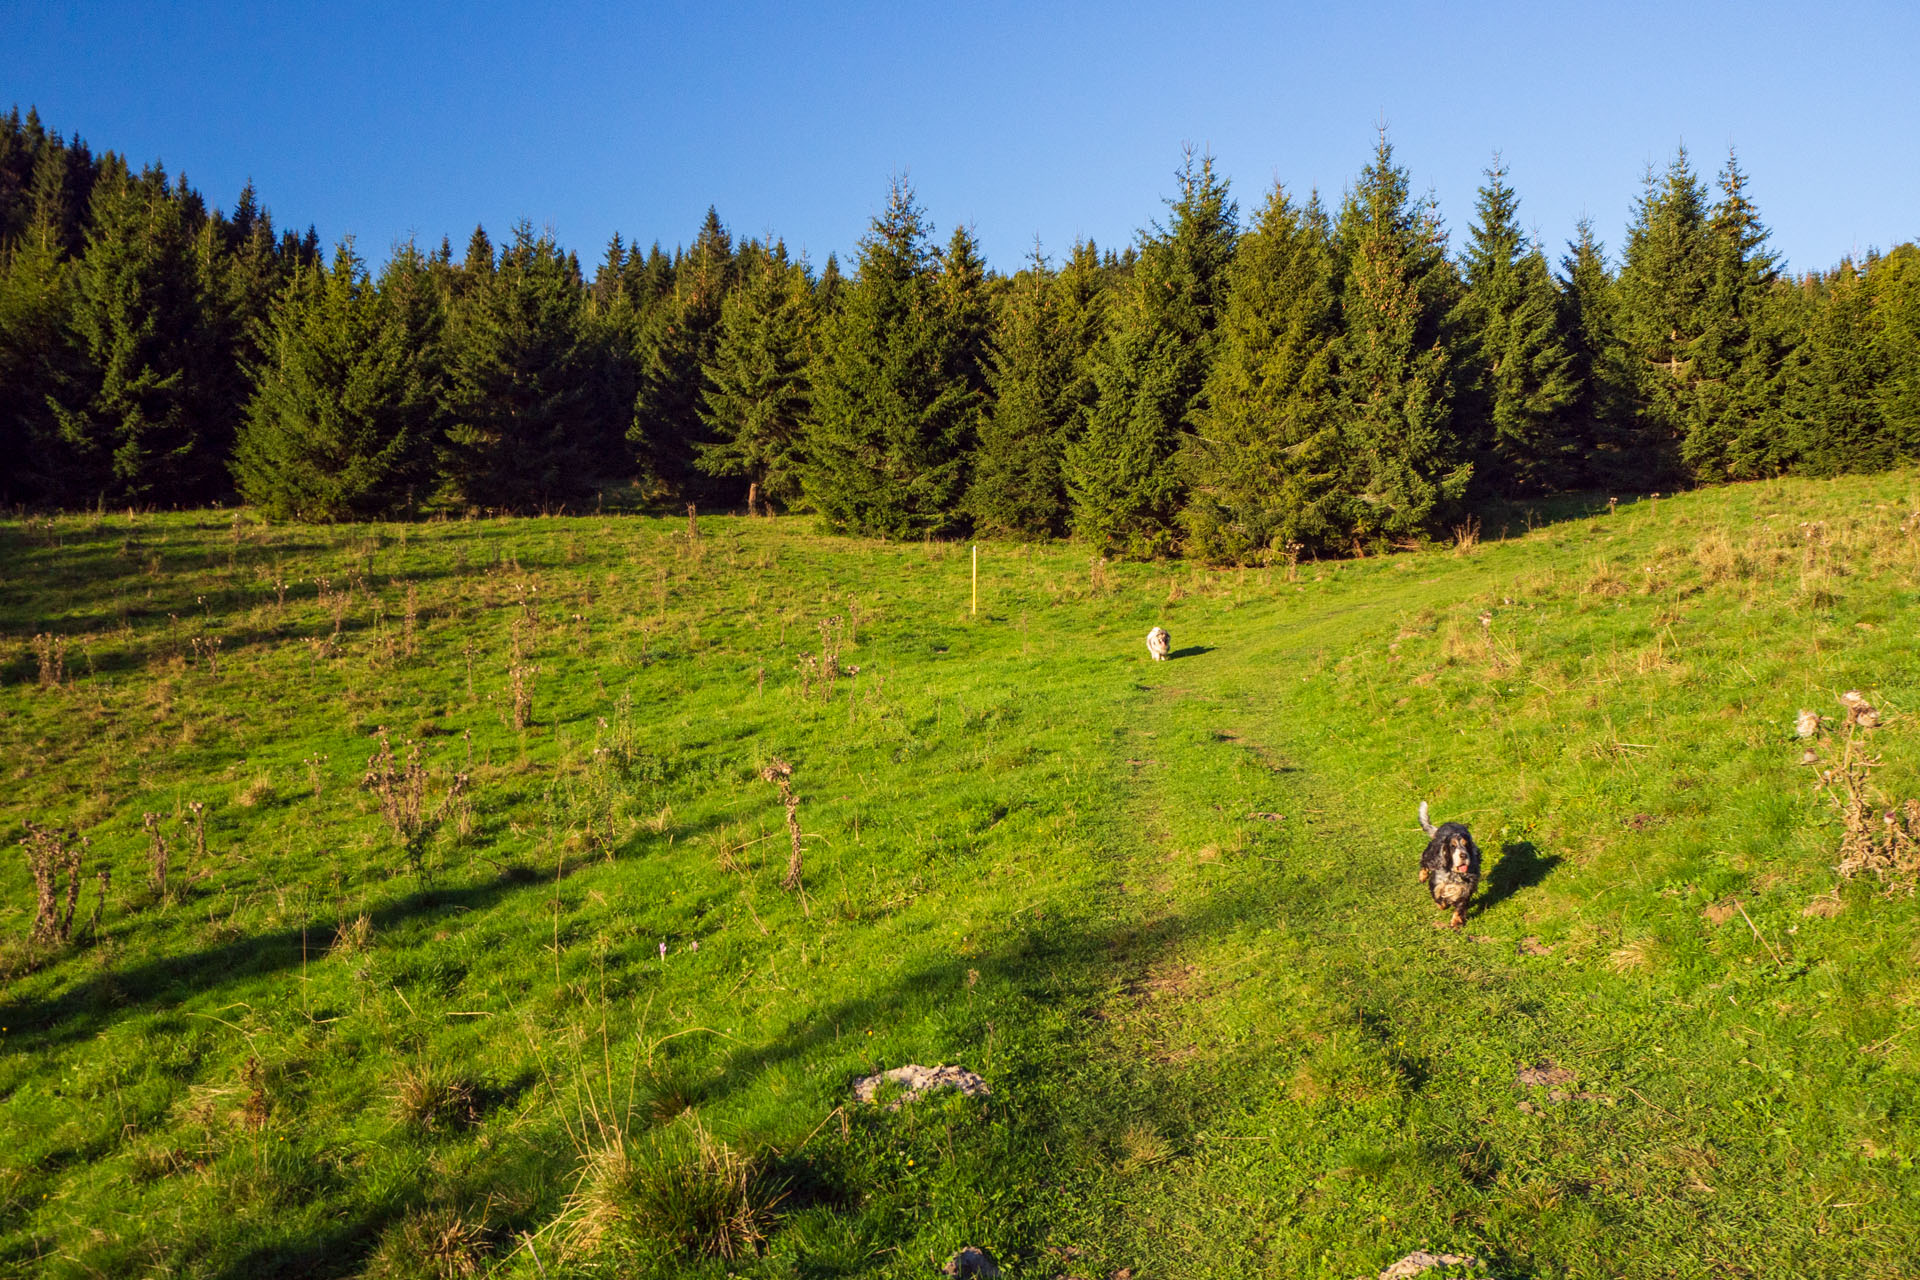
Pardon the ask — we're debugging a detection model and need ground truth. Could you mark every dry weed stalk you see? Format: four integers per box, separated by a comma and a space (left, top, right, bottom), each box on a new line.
30, 633, 66, 688
760, 758, 806, 891
184, 800, 208, 861
510, 662, 537, 729
20, 821, 87, 943
686, 502, 699, 542
1823, 694, 1920, 891
402, 581, 420, 657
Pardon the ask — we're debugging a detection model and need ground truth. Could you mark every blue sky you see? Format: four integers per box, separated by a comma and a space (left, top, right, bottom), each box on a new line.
6, 1, 1916, 276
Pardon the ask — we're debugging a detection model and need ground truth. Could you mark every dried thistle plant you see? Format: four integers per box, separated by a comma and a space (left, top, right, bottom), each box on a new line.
31, 633, 67, 689
184, 800, 208, 861
759, 759, 805, 892
510, 663, 537, 730
19, 821, 87, 943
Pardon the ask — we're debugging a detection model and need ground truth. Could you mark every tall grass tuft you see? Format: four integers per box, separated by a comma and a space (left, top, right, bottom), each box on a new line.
562, 1115, 784, 1264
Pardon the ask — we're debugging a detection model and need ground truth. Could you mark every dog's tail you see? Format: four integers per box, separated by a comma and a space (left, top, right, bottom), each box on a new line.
1418, 800, 1437, 837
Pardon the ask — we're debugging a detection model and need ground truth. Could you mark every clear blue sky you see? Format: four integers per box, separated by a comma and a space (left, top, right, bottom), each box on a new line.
6, 1, 1916, 277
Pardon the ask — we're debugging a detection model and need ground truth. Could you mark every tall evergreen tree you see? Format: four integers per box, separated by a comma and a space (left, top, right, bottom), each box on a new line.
1778, 263, 1886, 475
1065, 149, 1236, 556
967, 240, 1107, 537
440, 222, 607, 511
1452, 160, 1577, 495
802, 178, 975, 537
695, 239, 813, 507
632, 206, 734, 501
0, 202, 79, 501
1557, 219, 1643, 488
233, 240, 442, 519
55, 165, 229, 504
1331, 132, 1466, 547
1615, 150, 1714, 485
1688, 152, 1794, 478
1181, 185, 1342, 561
1869, 244, 1920, 463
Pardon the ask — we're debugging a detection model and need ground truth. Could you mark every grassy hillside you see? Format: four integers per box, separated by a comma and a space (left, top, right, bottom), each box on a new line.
2, 475, 1918, 1279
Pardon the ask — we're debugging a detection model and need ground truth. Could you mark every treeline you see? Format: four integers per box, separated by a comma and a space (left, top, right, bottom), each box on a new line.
3, 107, 1917, 559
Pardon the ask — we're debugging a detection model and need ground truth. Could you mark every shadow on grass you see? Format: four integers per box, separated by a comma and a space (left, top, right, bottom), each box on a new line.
0, 874, 539, 1048
1476, 840, 1562, 917
1170, 646, 1215, 659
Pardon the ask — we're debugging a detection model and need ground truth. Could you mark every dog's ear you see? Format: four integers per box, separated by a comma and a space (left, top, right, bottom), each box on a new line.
1418, 801, 1437, 837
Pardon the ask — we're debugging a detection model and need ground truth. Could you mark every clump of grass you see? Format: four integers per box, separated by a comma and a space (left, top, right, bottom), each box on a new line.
236, 770, 274, 808
367, 1206, 491, 1279
331, 913, 373, 956
392, 1064, 482, 1134
562, 1116, 785, 1264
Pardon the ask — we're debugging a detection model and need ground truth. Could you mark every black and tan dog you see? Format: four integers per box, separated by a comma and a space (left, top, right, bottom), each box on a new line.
1417, 801, 1480, 928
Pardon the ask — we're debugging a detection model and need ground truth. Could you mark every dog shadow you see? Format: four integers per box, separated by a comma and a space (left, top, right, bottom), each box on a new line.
1170, 646, 1215, 659
1476, 840, 1562, 916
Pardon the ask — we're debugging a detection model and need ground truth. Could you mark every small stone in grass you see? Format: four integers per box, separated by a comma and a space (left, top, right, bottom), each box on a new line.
941, 1245, 1000, 1278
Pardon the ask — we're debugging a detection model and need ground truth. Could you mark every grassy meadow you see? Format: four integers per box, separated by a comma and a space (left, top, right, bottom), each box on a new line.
2, 474, 1919, 1279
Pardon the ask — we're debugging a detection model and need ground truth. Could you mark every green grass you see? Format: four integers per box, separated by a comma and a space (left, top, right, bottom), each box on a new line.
2, 475, 1918, 1278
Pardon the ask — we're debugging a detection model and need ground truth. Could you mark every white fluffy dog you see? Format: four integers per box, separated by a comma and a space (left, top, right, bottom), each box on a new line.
1145, 627, 1171, 661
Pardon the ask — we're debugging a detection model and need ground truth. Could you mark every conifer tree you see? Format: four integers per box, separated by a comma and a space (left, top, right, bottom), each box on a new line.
233, 240, 442, 518
55, 165, 228, 504
967, 241, 1107, 537
1869, 244, 1920, 461
1688, 152, 1794, 478
1181, 185, 1342, 561
696, 239, 813, 507
1557, 220, 1643, 488
632, 207, 734, 500
1331, 132, 1466, 547
1066, 149, 1236, 555
1778, 264, 1886, 475
440, 222, 606, 510
1452, 160, 1577, 495
803, 178, 974, 537
1615, 151, 1714, 485
0, 204, 79, 501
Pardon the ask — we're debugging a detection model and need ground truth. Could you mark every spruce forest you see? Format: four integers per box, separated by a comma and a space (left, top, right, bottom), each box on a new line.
4, 106, 1916, 546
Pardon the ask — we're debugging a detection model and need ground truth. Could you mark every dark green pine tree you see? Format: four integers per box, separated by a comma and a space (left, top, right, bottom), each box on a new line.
1778, 263, 1887, 475
0, 198, 81, 501
1869, 244, 1920, 462
632, 206, 734, 502
802, 177, 975, 537
967, 240, 1107, 537
1615, 150, 1714, 486
1065, 149, 1237, 556
1331, 132, 1467, 547
440, 222, 607, 511
54, 164, 228, 504
1687, 151, 1794, 479
232, 240, 442, 519
1180, 185, 1342, 562
695, 239, 814, 507
814, 253, 844, 315
1452, 160, 1577, 495
1557, 219, 1645, 488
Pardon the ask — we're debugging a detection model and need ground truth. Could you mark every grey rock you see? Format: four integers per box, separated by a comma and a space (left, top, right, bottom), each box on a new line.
852, 1063, 989, 1110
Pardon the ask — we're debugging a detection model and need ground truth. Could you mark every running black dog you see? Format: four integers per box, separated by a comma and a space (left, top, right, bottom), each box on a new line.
1417, 801, 1480, 929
